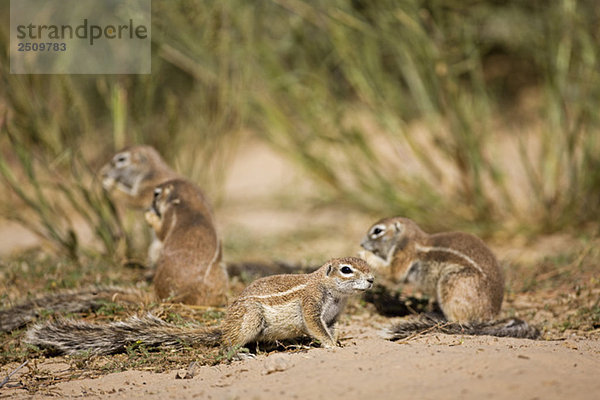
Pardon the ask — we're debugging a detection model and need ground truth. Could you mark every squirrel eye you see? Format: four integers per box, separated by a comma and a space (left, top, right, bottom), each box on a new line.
153, 188, 161, 198
115, 154, 129, 166
371, 226, 385, 237
340, 266, 353, 274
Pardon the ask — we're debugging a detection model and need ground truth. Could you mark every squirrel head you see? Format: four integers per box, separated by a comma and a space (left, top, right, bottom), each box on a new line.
322, 257, 374, 295
144, 179, 213, 239
144, 179, 182, 237
101, 146, 153, 193
360, 217, 426, 262
359, 217, 427, 280
100, 145, 176, 209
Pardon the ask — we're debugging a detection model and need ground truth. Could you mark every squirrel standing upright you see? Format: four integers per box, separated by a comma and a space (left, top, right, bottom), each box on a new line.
100, 145, 306, 278
102, 146, 228, 305
146, 179, 228, 306
100, 145, 182, 265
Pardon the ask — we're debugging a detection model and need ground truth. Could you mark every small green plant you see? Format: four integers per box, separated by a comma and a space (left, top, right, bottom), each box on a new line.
69, 350, 96, 369
95, 301, 126, 317
165, 312, 187, 326
126, 341, 151, 358
215, 345, 249, 362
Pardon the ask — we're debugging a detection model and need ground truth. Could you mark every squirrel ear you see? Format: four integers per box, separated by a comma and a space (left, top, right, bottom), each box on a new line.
326, 264, 333, 276
394, 222, 403, 233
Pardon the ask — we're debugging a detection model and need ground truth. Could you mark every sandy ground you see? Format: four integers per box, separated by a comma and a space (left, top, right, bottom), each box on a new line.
1, 140, 599, 399
3, 326, 599, 400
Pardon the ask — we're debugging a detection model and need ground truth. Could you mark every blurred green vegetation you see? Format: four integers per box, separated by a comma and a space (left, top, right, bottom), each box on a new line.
1, 0, 599, 257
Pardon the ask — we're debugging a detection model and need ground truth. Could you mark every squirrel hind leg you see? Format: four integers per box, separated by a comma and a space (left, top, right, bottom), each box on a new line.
437, 273, 494, 323
220, 304, 265, 348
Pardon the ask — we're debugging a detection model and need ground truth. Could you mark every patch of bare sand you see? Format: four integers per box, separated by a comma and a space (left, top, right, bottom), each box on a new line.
0, 221, 40, 256
3, 325, 599, 400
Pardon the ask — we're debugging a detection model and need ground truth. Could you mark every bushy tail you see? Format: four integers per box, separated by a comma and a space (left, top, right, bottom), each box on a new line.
25, 314, 222, 355
1, 286, 146, 332
382, 313, 540, 340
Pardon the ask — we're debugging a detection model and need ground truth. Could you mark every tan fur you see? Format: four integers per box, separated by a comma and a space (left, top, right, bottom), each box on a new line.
100, 145, 180, 209
221, 257, 374, 348
101, 146, 228, 306
360, 217, 503, 323
100, 145, 181, 266
25, 258, 374, 355
146, 179, 228, 307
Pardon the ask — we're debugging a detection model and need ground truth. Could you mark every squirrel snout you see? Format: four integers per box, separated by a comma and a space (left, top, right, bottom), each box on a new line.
100, 172, 114, 190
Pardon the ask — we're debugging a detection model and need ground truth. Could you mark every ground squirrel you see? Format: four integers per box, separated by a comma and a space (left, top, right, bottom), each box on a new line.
146, 178, 228, 306
359, 217, 538, 339
2, 177, 225, 332
100, 145, 181, 265
102, 146, 228, 305
101, 145, 300, 279
25, 257, 374, 355
100, 145, 180, 210
1, 148, 193, 332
